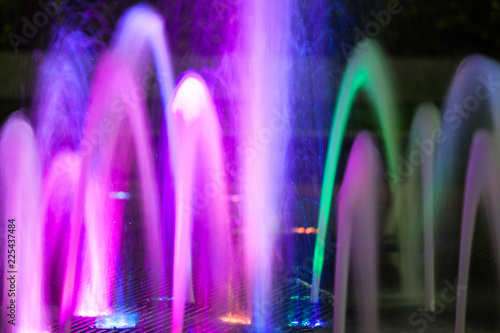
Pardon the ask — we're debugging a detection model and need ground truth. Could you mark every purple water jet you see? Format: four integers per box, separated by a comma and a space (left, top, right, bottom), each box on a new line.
455, 130, 500, 333
237, 0, 292, 330
41, 151, 81, 313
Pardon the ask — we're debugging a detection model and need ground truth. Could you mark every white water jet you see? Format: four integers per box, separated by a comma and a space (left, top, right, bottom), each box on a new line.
1, 114, 47, 332
391, 102, 440, 310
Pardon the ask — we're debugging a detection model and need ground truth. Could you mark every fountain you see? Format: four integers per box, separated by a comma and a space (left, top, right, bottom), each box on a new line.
2, 1, 500, 332
58, 49, 166, 331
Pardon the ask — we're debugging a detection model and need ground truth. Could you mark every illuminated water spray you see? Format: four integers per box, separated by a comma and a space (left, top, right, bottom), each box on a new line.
1, 114, 47, 333
56, 5, 175, 330
334, 132, 381, 333
434, 55, 500, 248
455, 131, 500, 333
41, 151, 81, 312
170, 73, 231, 333
112, 3, 174, 110
59, 52, 165, 332
238, 0, 292, 330
8, 1, 500, 331
311, 40, 400, 302
391, 103, 440, 309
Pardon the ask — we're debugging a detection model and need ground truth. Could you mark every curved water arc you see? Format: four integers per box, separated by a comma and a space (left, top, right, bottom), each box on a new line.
58, 52, 164, 332
333, 131, 381, 333
454, 130, 500, 333
311, 40, 400, 302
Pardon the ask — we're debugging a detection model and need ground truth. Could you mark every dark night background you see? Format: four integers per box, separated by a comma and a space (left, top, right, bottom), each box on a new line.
2, 1, 500, 55
1, 0, 499, 125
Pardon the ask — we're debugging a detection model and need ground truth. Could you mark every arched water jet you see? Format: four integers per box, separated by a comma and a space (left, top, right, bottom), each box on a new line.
334, 131, 381, 333
112, 5, 177, 300
59, 52, 165, 332
454, 130, 500, 333
0, 114, 47, 332
435, 55, 500, 243
170, 73, 231, 333
311, 40, 400, 303
112, 4, 175, 110
391, 103, 441, 310
111, 4, 176, 176
57, 5, 176, 328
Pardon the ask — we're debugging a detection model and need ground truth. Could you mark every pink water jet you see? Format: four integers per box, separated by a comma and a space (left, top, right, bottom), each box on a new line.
334, 131, 381, 333
41, 151, 81, 311
59, 51, 165, 332
0, 113, 47, 332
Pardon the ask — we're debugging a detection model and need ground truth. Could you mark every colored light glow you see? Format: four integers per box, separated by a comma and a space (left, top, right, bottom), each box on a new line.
286, 319, 326, 328
311, 40, 400, 302
109, 191, 131, 200
219, 314, 251, 325
150, 296, 173, 301
289, 295, 310, 300
95, 313, 138, 329
292, 227, 318, 234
